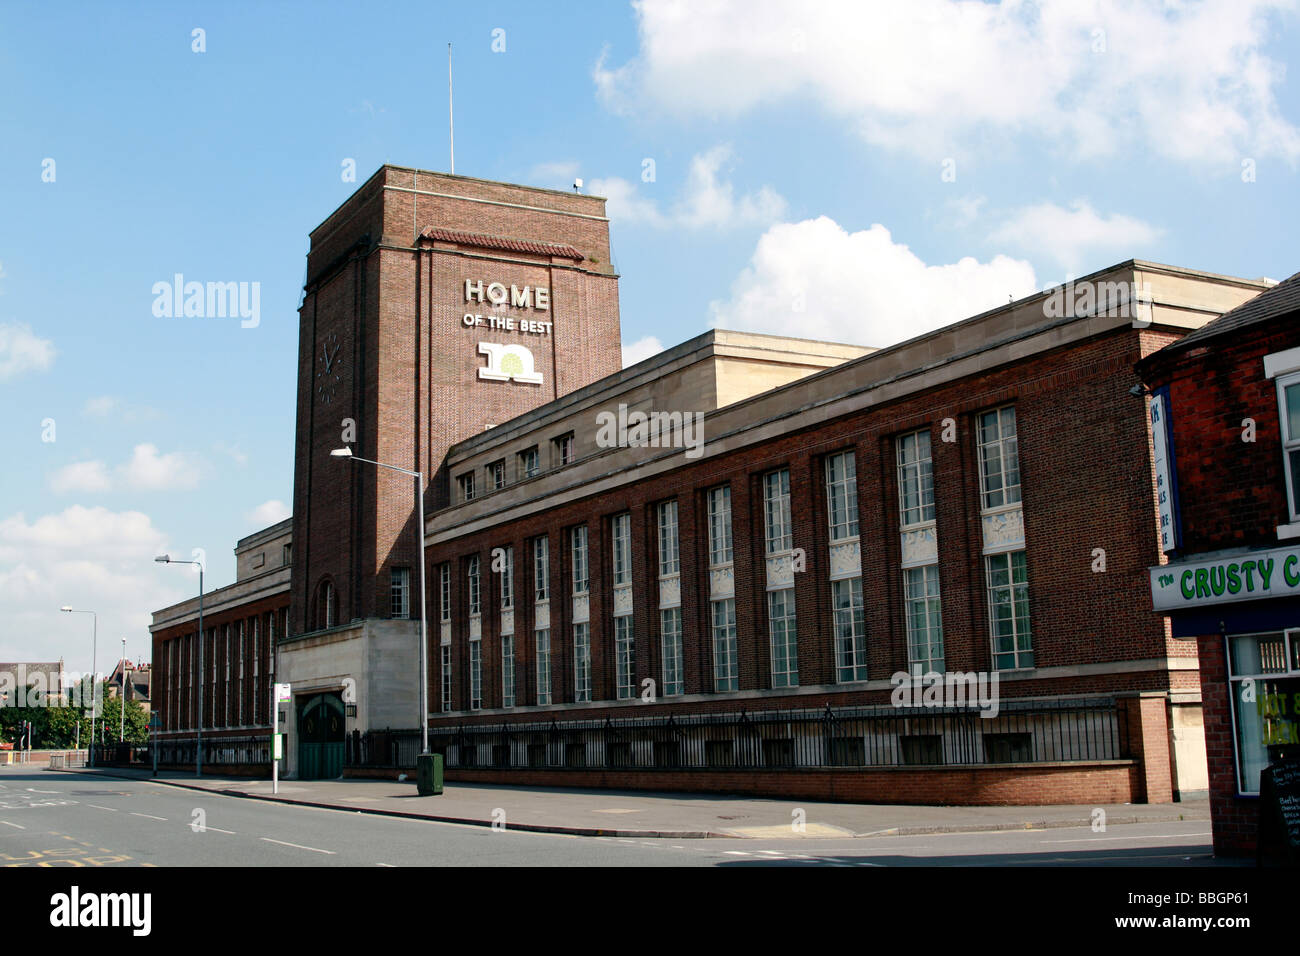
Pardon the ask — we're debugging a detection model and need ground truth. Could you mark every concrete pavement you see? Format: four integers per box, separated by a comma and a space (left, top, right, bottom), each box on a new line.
52, 766, 1209, 840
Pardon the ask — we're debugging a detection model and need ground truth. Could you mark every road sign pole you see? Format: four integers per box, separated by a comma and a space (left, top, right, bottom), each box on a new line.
272, 682, 278, 795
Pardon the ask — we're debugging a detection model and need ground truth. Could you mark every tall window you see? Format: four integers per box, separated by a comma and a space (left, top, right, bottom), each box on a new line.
459, 471, 476, 502
501, 635, 515, 708
519, 446, 540, 479
711, 599, 738, 691
897, 430, 935, 527
555, 432, 575, 466
499, 545, 513, 609
832, 577, 868, 682
439, 564, 450, 622
469, 641, 482, 710
318, 580, 335, 630
658, 501, 680, 575
441, 645, 452, 713
764, 469, 793, 554
1279, 374, 1300, 521
571, 526, 589, 594
390, 566, 410, 619
905, 566, 944, 673
826, 451, 859, 541
768, 589, 798, 687
535, 629, 551, 706
489, 460, 506, 491
660, 607, 683, 696
987, 551, 1032, 670
611, 513, 632, 585
533, 537, 549, 603
468, 556, 481, 616
978, 407, 1021, 510
707, 486, 733, 566
574, 623, 591, 702
615, 616, 636, 700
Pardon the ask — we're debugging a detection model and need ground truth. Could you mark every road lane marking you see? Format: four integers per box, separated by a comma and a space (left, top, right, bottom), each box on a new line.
0, 822, 24, 829
87, 805, 118, 812
1041, 832, 1211, 844
260, 837, 335, 855
203, 826, 236, 835
130, 813, 167, 821
376, 863, 395, 867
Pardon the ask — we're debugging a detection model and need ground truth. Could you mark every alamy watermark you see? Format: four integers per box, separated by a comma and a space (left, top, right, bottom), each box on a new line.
890, 669, 1000, 718
151, 274, 260, 328
595, 403, 705, 459
0, 666, 102, 710
1042, 277, 1152, 327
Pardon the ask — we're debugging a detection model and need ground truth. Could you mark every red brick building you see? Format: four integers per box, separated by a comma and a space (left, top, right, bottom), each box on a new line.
1137, 270, 1300, 854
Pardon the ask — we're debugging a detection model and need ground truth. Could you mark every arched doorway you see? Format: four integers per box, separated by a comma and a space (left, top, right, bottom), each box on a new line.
297, 692, 345, 780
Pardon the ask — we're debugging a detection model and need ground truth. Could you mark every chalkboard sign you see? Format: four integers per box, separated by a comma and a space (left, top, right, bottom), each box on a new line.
1256, 759, 1300, 867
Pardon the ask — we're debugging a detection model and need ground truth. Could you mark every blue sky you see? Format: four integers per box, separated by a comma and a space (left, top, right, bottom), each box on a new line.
1, 0, 1297, 675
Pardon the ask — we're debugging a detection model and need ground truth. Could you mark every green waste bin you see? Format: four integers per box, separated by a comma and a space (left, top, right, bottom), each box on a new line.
416, 753, 443, 796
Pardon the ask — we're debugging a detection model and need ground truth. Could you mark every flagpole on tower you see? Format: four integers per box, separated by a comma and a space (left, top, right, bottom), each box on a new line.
448, 42, 455, 175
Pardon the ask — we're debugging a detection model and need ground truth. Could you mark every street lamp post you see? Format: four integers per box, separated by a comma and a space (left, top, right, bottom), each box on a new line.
330, 446, 429, 754
120, 638, 127, 744
155, 555, 204, 776
60, 606, 97, 767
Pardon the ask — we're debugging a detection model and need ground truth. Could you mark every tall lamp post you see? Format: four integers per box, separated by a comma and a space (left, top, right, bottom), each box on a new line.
60, 606, 97, 767
330, 446, 429, 754
119, 638, 127, 744
155, 554, 204, 776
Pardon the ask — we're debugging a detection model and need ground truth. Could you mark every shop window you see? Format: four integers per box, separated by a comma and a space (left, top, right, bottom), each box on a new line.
1227, 631, 1300, 794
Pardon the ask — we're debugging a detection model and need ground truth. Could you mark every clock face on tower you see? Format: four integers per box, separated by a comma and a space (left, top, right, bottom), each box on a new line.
316, 332, 343, 405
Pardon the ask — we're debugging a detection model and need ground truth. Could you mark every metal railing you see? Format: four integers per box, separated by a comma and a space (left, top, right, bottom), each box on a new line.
348, 697, 1130, 772
96, 735, 271, 768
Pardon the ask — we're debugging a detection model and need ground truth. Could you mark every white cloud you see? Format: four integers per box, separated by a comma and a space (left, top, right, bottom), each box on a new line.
988, 200, 1163, 273
597, 0, 1300, 167
709, 216, 1038, 347
49, 460, 113, 494
246, 499, 290, 527
83, 396, 119, 417
0, 322, 55, 381
118, 443, 201, 491
0, 506, 184, 672
213, 441, 248, 466
622, 336, 665, 368
591, 145, 786, 229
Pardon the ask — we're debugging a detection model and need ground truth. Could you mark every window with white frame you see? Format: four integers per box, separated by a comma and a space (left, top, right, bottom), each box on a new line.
707, 486, 733, 566
535, 629, 551, 706
459, 471, 476, 502
904, 565, 944, 673
978, 407, 1021, 510
519, 446, 540, 480
661, 607, 683, 696
468, 556, 481, 616
764, 469, 793, 554
1278, 373, 1300, 521
441, 645, 452, 712
658, 501, 680, 576
499, 545, 513, 609
574, 622, 591, 702
768, 588, 798, 687
615, 615, 636, 700
711, 599, 738, 691
1227, 631, 1300, 794
469, 641, 482, 710
439, 564, 450, 622
390, 566, 410, 619
555, 432, 575, 466
501, 635, 515, 707
987, 551, 1032, 670
826, 451, 859, 541
489, 459, 505, 491
612, 513, 631, 585
897, 430, 935, 527
534, 537, 549, 603
571, 526, 589, 594
832, 577, 868, 682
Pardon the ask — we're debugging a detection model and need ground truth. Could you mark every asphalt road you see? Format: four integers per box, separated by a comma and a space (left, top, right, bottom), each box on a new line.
0, 768, 1227, 867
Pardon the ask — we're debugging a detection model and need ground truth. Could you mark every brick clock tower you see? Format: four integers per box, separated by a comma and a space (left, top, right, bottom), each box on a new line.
290, 166, 622, 635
